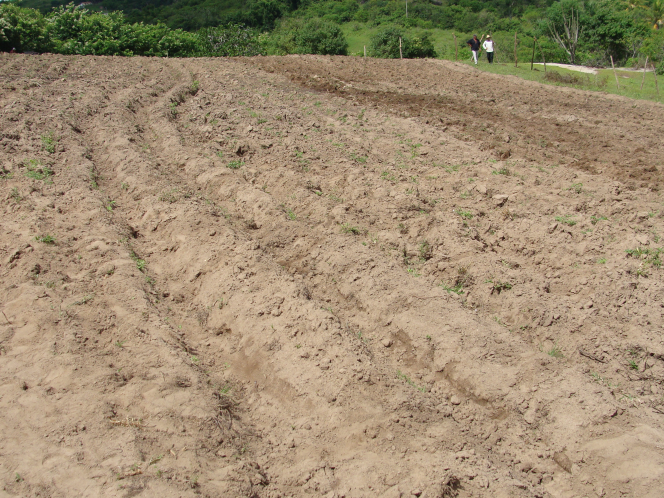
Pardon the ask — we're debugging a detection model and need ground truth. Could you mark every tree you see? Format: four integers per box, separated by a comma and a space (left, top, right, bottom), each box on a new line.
547, 0, 582, 64
266, 18, 348, 55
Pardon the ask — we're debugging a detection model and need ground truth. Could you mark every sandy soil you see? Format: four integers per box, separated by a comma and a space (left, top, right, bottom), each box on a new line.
1, 53, 664, 498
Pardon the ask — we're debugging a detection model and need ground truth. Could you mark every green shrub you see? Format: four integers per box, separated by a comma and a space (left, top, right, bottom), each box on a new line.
198, 24, 265, 56
268, 17, 348, 55
46, 4, 198, 57
0, 2, 52, 53
369, 26, 436, 59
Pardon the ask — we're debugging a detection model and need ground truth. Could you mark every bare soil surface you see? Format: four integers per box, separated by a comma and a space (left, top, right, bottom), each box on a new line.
1, 53, 664, 498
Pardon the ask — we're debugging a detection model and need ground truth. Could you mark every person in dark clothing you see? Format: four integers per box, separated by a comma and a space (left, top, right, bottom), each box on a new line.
467, 35, 480, 65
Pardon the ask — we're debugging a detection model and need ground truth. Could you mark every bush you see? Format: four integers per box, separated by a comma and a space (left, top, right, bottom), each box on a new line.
369, 26, 404, 58
46, 4, 199, 57
0, 2, 52, 53
369, 26, 436, 59
198, 24, 266, 57
267, 17, 347, 55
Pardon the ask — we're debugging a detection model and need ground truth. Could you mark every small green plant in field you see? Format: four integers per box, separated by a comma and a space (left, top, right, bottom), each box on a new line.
1, 167, 13, 179
488, 280, 512, 293
130, 250, 146, 271
104, 200, 116, 211
35, 234, 56, 244
226, 160, 244, 169
426, 335, 432, 341
89, 167, 101, 189
419, 240, 431, 260
24, 159, 53, 181
407, 267, 420, 277
380, 171, 396, 182
169, 101, 179, 118
590, 371, 620, 390
15, 473, 22, 483
189, 80, 199, 94
456, 209, 473, 219
73, 294, 94, 305
628, 359, 639, 370
41, 132, 56, 153
567, 183, 583, 194
285, 208, 296, 220
341, 223, 362, 234
216, 151, 224, 159
396, 370, 426, 392
460, 190, 470, 199
437, 162, 460, 173
121, 182, 129, 190
555, 215, 577, 226
115, 340, 125, 348
440, 281, 464, 295
597, 257, 607, 264
492, 167, 510, 176
591, 215, 607, 225
10, 187, 22, 202
625, 247, 663, 268
350, 152, 367, 163
542, 342, 564, 358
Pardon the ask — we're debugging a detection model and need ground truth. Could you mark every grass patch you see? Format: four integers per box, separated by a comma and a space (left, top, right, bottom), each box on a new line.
226, 160, 244, 169
396, 370, 426, 392
492, 167, 511, 176
488, 279, 512, 293
441, 282, 464, 295
341, 222, 363, 234
24, 159, 53, 182
456, 209, 473, 219
555, 215, 577, 226
35, 234, 56, 244
567, 182, 583, 194
625, 247, 662, 268
130, 250, 147, 271
540, 341, 564, 358
41, 132, 57, 153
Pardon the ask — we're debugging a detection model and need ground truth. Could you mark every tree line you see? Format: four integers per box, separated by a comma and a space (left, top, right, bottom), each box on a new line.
1, 0, 663, 72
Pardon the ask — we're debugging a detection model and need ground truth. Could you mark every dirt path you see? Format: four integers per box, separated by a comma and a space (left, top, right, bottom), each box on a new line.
1, 54, 664, 498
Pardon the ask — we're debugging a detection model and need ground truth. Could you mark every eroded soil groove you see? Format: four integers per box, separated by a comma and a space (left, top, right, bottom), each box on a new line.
1, 54, 663, 498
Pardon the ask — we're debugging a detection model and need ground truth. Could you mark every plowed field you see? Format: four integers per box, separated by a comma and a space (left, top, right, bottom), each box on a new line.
1, 53, 664, 498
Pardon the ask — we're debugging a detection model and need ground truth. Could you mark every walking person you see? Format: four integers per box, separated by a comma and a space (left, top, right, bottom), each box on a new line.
483, 35, 495, 63
467, 35, 480, 65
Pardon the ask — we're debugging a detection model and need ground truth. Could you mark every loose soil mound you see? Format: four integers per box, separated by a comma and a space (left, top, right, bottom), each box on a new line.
1, 53, 663, 498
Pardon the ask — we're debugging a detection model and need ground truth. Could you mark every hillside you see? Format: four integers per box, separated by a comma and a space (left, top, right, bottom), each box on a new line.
1, 52, 664, 497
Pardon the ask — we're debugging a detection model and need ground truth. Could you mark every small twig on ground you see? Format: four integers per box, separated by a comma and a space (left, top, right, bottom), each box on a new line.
578, 349, 606, 363
1, 311, 10, 324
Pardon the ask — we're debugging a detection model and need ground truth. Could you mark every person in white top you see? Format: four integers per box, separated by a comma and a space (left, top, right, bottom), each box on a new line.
482, 35, 495, 63
482, 35, 495, 64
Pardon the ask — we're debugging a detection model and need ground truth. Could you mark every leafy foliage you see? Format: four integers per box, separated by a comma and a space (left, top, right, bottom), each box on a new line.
3, 0, 664, 67
268, 17, 347, 55
199, 23, 265, 56
369, 26, 436, 59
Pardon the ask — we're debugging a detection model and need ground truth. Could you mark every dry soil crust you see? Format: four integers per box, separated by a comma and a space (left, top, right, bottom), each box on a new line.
1, 54, 664, 498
